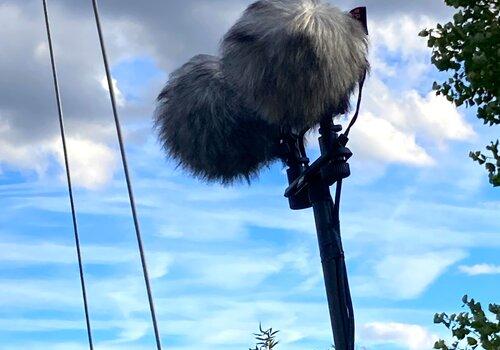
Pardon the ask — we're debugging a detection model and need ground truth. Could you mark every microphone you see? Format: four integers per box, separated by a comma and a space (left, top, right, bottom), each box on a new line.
221, 0, 369, 132
155, 0, 369, 184
155, 54, 280, 184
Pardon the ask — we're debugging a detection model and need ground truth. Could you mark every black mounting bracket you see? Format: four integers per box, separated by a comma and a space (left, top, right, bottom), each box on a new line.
280, 118, 353, 211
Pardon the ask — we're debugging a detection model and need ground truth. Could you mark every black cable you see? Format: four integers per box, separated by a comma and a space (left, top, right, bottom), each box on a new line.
89, 1, 163, 349
344, 260, 355, 349
333, 180, 355, 350
42, 1, 94, 349
333, 180, 342, 217
344, 72, 367, 138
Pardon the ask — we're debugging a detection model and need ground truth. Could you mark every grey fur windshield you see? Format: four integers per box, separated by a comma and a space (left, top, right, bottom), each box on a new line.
155, 0, 369, 184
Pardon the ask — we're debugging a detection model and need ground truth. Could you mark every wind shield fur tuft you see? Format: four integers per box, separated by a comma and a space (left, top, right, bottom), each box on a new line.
221, 0, 369, 131
154, 55, 279, 184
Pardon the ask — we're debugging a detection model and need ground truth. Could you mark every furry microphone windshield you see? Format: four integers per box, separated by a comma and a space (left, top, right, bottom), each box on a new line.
155, 55, 280, 184
221, 0, 369, 131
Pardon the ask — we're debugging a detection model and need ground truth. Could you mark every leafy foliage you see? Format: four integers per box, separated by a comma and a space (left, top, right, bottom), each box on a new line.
434, 295, 500, 349
419, 0, 499, 186
470, 140, 500, 186
250, 324, 280, 350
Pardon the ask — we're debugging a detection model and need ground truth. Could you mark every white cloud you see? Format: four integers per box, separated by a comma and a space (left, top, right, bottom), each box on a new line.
333, 15, 474, 171
371, 16, 434, 58
354, 250, 467, 299
360, 322, 438, 350
340, 74, 475, 170
113, 319, 151, 343
0, 278, 81, 309
100, 76, 126, 107
51, 137, 118, 190
459, 264, 500, 276
148, 253, 174, 279
34, 41, 49, 60
0, 114, 50, 174
318, 82, 461, 169
2, 341, 150, 350
369, 15, 437, 88
336, 15, 474, 169
0, 1, 143, 189
363, 78, 475, 144
0, 240, 144, 265
407, 91, 475, 142
350, 112, 434, 166
162, 246, 319, 291
152, 198, 315, 241
0, 139, 51, 175
2, 343, 89, 350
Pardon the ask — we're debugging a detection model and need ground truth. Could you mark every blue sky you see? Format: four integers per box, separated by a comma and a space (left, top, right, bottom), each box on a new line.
0, 1, 499, 350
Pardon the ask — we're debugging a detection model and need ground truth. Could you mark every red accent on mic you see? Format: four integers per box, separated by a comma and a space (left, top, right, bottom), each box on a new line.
350, 7, 368, 35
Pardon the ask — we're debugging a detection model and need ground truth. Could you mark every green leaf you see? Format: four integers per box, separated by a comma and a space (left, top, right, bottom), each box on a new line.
486, 163, 495, 173
419, 29, 430, 37
467, 337, 478, 346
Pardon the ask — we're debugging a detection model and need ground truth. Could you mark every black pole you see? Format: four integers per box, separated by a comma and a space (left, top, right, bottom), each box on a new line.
309, 180, 353, 350
283, 117, 355, 349
309, 119, 354, 350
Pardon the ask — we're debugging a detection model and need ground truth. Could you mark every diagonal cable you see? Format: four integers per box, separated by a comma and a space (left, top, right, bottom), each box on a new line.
42, 1, 94, 349
89, 1, 163, 349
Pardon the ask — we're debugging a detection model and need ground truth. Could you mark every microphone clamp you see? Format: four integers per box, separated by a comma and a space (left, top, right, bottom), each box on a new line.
281, 117, 353, 211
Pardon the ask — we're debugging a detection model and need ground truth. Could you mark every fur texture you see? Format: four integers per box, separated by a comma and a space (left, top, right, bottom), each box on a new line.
155, 55, 280, 184
221, 0, 369, 131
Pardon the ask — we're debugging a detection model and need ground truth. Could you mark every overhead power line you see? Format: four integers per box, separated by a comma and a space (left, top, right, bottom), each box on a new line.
90, 1, 163, 349
42, 1, 94, 349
